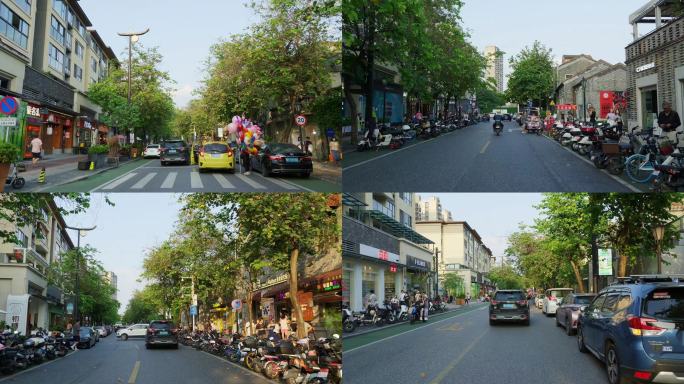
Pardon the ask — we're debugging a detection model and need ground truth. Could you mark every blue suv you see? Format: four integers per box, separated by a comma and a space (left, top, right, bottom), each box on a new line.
577, 275, 684, 384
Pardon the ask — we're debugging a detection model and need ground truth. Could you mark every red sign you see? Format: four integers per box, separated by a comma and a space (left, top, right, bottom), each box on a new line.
378, 249, 389, 261
0, 96, 18, 115
557, 104, 577, 111
389, 264, 397, 273
295, 115, 307, 127
599, 91, 616, 119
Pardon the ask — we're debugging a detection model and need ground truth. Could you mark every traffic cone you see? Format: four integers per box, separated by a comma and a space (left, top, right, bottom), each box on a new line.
89, 162, 94, 170
38, 168, 46, 184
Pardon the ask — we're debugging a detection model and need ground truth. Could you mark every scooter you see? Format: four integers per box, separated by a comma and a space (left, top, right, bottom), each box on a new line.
493, 121, 503, 136
5, 163, 25, 189
342, 305, 357, 333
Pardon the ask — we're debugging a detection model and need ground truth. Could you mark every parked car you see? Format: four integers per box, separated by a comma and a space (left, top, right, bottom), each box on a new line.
117, 323, 149, 341
577, 275, 684, 384
145, 320, 178, 349
104, 325, 113, 335
250, 143, 313, 178
197, 142, 235, 173
556, 293, 596, 335
160, 140, 190, 166
535, 292, 545, 309
542, 288, 574, 316
93, 326, 107, 337
489, 289, 530, 326
143, 144, 161, 158
77, 327, 97, 349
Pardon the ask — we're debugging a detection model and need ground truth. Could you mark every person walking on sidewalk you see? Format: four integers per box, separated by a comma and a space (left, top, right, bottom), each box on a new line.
658, 101, 682, 143
329, 137, 340, 165
30, 135, 42, 166
365, 290, 377, 311
421, 293, 429, 322
465, 292, 471, 306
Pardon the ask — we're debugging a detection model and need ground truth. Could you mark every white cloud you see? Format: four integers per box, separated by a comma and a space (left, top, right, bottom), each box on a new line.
172, 84, 196, 109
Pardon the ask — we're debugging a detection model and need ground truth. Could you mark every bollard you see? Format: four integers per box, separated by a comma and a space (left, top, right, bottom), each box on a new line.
37, 168, 46, 184
89, 161, 95, 171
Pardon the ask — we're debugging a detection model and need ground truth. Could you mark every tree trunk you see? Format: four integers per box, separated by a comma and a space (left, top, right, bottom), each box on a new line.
363, 9, 376, 127
619, 251, 628, 277
443, 94, 452, 119
246, 290, 254, 336
344, 78, 359, 143
570, 260, 585, 293
289, 247, 306, 339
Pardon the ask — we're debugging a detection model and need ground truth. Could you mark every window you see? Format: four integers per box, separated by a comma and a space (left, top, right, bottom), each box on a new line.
387, 199, 395, 217
52, 0, 67, 20
74, 64, 82, 80
14, 0, 31, 14
48, 44, 64, 72
64, 31, 71, 50
15, 230, 28, 248
399, 193, 412, 205
588, 293, 607, 312
75, 41, 83, 58
399, 210, 412, 229
565, 74, 573, 80
601, 293, 620, 316
77, 21, 85, 37
50, 16, 65, 45
0, 76, 9, 90
0, 3, 29, 49
90, 57, 97, 73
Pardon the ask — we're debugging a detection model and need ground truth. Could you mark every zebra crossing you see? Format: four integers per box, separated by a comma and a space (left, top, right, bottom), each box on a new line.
96, 169, 302, 192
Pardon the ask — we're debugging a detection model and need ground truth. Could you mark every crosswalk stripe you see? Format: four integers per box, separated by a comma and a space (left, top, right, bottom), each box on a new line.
102, 173, 138, 190
264, 177, 299, 190
235, 174, 266, 189
161, 172, 177, 189
131, 173, 157, 189
190, 171, 203, 189
213, 174, 235, 189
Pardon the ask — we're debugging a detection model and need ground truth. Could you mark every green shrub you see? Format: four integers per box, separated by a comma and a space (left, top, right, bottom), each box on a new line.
88, 144, 109, 155
0, 142, 21, 164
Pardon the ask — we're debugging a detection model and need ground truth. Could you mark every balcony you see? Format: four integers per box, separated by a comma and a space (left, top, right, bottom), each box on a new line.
343, 216, 400, 255
7, 248, 49, 277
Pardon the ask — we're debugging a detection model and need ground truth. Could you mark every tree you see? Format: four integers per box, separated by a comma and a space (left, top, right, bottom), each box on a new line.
506, 41, 555, 108
122, 288, 161, 325
487, 265, 525, 289
182, 193, 340, 338
476, 81, 506, 114
442, 273, 464, 297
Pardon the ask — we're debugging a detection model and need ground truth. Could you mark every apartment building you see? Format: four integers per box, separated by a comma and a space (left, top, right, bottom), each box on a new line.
484, 45, 504, 93
0, 0, 116, 154
103, 270, 117, 301
0, 199, 73, 335
342, 192, 435, 312
415, 195, 452, 222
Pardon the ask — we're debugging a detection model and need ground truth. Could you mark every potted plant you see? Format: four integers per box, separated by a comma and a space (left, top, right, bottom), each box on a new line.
87, 144, 109, 168
118, 144, 131, 162
0, 142, 21, 192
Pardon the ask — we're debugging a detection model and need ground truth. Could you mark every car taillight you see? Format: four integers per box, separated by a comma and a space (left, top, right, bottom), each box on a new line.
147, 328, 155, 334
549, 296, 557, 301
227, 150, 233, 157
634, 371, 652, 380
302, 156, 312, 162
628, 316, 666, 336
490, 300, 497, 306
516, 300, 527, 306
270, 155, 284, 161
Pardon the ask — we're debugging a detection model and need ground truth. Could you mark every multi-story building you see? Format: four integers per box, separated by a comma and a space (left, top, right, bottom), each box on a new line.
415, 220, 494, 299
484, 45, 504, 93
626, 1, 684, 131
103, 271, 117, 301
415, 195, 452, 222
0, 199, 73, 335
342, 193, 435, 312
0, 0, 116, 154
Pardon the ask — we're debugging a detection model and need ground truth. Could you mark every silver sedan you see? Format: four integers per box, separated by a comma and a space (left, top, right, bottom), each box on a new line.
555, 293, 596, 335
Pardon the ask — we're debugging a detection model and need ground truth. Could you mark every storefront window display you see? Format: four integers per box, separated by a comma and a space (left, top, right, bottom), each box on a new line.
641, 87, 658, 129
362, 264, 376, 304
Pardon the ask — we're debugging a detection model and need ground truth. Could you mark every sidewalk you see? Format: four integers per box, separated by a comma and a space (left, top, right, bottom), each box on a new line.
312, 160, 341, 185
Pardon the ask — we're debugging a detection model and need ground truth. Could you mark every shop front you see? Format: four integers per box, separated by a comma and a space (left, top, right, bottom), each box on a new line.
45, 111, 74, 155
405, 255, 432, 295
343, 243, 403, 311
76, 118, 96, 154
0, 97, 26, 151
23, 104, 44, 159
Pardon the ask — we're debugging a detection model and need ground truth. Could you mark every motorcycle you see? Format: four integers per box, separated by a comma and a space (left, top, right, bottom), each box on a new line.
493, 121, 503, 136
409, 301, 423, 324
342, 305, 356, 333
376, 300, 396, 325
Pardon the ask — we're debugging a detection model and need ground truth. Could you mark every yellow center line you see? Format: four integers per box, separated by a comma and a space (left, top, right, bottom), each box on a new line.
429, 328, 489, 384
128, 361, 141, 384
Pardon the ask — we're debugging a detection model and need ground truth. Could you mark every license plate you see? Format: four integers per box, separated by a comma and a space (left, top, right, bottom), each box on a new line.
158, 331, 168, 336
212, 154, 222, 158
168, 150, 177, 154
503, 304, 516, 309
286, 157, 299, 163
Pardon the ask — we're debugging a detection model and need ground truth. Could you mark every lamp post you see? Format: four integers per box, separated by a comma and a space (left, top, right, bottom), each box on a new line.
117, 28, 149, 144
433, 248, 440, 298
581, 77, 587, 122
653, 225, 665, 274
64, 225, 96, 326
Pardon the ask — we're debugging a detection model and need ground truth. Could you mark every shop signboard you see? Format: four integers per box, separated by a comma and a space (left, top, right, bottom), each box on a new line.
190, 305, 198, 316
598, 249, 613, 276
406, 255, 431, 271
636, 62, 655, 73
297, 291, 314, 322
254, 273, 289, 290
261, 298, 274, 322
359, 244, 400, 263
0, 118, 17, 127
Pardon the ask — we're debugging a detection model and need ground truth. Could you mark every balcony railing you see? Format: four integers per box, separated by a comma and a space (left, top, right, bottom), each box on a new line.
8, 248, 49, 276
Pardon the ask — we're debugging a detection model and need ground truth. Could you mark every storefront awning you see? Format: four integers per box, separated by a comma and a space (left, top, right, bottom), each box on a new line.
342, 193, 368, 207
365, 210, 434, 245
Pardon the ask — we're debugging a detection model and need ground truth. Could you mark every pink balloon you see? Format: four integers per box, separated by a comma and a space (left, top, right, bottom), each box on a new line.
232, 116, 241, 125
227, 123, 237, 134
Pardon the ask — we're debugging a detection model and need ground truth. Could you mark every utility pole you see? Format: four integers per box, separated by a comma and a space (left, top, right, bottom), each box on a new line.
434, 248, 440, 298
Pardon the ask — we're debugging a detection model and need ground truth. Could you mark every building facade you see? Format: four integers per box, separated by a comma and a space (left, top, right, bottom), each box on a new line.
0, 199, 73, 335
342, 193, 435, 312
626, 1, 684, 132
415, 195, 452, 222
103, 271, 117, 301
415, 220, 494, 299
0, 0, 116, 155
484, 45, 504, 93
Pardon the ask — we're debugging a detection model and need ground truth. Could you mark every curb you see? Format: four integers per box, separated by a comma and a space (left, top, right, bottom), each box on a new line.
342, 304, 483, 339
29, 159, 143, 192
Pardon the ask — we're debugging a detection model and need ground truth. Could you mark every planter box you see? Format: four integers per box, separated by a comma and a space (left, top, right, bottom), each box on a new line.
118, 155, 130, 162
456, 298, 465, 305
95, 154, 106, 169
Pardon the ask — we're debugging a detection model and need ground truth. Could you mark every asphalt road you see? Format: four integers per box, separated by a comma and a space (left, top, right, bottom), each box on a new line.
342, 121, 642, 192
47, 158, 338, 192
0, 334, 271, 384
344, 303, 608, 384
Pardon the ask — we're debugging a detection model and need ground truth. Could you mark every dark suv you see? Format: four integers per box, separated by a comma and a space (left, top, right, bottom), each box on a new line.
489, 289, 530, 325
145, 320, 178, 349
577, 275, 684, 384
160, 140, 190, 166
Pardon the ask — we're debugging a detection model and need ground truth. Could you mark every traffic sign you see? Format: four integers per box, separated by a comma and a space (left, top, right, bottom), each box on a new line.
231, 299, 242, 310
326, 128, 335, 138
295, 115, 307, 127
0, 117, 17, 127
0, 96, 18, 116
190, 305, 198, 316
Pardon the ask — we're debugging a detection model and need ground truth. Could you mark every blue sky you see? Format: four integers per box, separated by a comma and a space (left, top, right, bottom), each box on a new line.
79, 0, 261, 108
61, 194, 182, 315
420, 193, 544, 263
461, 0, 654, 87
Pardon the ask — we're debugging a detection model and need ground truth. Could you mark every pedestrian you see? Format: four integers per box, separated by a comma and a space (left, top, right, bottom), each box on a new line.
30, 135, 42, 166
365, 289, 377, 311
398, 290, 408, 307
658, 101, 682, 143
296, 136, 303, 152
588, 104, 597, 126
240, 144, 251, 176
329, 137, 340, 165
421, 293, 429, 322
305, 137, 313, 156
304, 321, 314, 339
279, 312, 290, 340
465, 292, 471, 305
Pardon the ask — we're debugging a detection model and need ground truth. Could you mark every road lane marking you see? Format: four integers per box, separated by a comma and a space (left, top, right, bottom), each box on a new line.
101, 173, 137, 190
480, 140, 490, 154
191, 345, 272, 382
344, 305, 487, 354
236, 174, 267, 189
128, 361, 141, 384
131, 173, 156, 189
213, 174, 235, 189
0, 349, 80, 382
267, 177, 299, 190
255, 173, 314, 192
428, 328, 489, 384
88, 160, 153, 192
190, 171, 203, 188
161, 172, 177, 189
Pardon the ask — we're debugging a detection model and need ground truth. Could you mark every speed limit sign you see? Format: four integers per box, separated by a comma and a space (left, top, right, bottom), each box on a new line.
295, 115, 307, 127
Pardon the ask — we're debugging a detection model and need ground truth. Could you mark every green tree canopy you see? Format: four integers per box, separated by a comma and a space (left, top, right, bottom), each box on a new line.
506, 41, 554, 108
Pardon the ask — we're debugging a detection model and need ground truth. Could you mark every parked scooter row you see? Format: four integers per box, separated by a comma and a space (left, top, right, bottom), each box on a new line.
0, 329, 74, 374
342, 298, 447, 334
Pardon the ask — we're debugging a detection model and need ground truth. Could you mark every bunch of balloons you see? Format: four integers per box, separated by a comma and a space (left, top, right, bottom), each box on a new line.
226, 116, 263, 155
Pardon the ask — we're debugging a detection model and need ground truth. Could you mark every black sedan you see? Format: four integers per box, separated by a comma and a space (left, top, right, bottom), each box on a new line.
77, 327, 97, 349
250, 143, 313, 178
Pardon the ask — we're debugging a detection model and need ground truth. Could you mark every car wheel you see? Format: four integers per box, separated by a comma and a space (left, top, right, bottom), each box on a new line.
161, 161, 166, 166
523, 318, 530, 326
145, 344, 150, 349
174, 343, 179, 349
577, 326, 588, 353
122, 334, 128, 341
605, 343, 621, 384
489, 319, 496, 326
556, 314, 561, 327
566, 320, 574, 336
228, 167, 235, 174
198, 167, 204, 173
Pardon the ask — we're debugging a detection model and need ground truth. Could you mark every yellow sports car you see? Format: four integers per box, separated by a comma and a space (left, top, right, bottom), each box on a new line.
198, 142, 235, 173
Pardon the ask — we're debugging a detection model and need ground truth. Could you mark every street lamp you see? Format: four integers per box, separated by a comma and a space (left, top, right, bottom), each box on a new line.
117, 28, 150, 143
653, 225, 665, 274
64, 225, 96, 327
581, 77, 587, 122
433, 248, 440, 298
